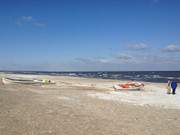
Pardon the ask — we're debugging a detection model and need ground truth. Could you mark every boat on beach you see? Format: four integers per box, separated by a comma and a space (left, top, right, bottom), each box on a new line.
2, 77, 41, 84
2, 77, 55, 85
113, 82, 144, 91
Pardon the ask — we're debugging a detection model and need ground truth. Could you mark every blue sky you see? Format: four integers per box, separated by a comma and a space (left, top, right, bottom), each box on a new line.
0, 0, 180, 71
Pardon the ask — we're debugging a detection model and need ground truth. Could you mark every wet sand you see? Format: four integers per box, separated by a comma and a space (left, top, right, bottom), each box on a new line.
0, 74, 180, 135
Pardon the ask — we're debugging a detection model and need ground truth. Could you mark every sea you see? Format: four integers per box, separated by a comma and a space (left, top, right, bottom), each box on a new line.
2, 71, 180, 83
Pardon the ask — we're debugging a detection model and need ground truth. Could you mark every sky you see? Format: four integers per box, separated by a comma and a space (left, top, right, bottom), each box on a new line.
0, 0, 180, 71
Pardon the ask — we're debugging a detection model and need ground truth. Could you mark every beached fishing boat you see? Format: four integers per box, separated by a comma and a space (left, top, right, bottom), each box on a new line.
2, 77, 55, 85
113, 82, 144, 91
113, 85, 141, 91
2, 77, 41, 84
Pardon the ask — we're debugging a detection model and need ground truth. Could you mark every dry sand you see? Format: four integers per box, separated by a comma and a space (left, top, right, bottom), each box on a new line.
0, 73, 180, 135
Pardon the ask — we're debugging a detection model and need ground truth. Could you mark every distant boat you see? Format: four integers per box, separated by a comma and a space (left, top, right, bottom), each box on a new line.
2, 77, 41, 84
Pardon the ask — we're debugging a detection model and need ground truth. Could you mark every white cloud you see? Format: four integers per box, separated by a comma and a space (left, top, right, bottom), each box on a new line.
72, 53, 180, 71
1, 53, 180, 71
16, 16, 46, 27
16, 16, 33, 26
98, 58, 111, 64
162, 44, 180, 52
128, 43, 148, 50
22, 16, 33, 21
16, 20, 23, 26
75, 54, 134, 65
75, 57, 111, 64
75, 58, 94, 64
116, 55, 132, 60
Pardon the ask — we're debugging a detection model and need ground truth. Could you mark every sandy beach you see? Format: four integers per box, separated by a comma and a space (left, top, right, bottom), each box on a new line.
0, 73, 180, 135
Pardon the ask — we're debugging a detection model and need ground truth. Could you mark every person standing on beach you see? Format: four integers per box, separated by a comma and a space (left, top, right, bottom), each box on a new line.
171, 81, 177, 95
167, 80, 171, 94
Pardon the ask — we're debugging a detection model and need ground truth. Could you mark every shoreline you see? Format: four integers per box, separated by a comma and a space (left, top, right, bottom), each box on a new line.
1, 71, 180, 83
0, 73, 180, 109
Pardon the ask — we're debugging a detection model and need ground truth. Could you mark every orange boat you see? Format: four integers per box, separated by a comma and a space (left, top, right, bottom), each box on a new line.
113, 82, 144, 91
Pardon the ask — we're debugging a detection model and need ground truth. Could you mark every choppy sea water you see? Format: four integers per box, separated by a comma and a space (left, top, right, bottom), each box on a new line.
2, 71, 180, 83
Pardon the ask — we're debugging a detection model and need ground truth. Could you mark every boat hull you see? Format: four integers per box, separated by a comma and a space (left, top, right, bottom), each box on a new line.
2, 78, 40, 85
113, 85, 142, 91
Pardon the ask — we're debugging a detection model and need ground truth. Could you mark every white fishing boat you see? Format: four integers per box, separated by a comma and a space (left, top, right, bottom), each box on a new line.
2, 77, 55, 85
113, 85, 141, 91
2, 77, 41, 84
113, 82, 144, 91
